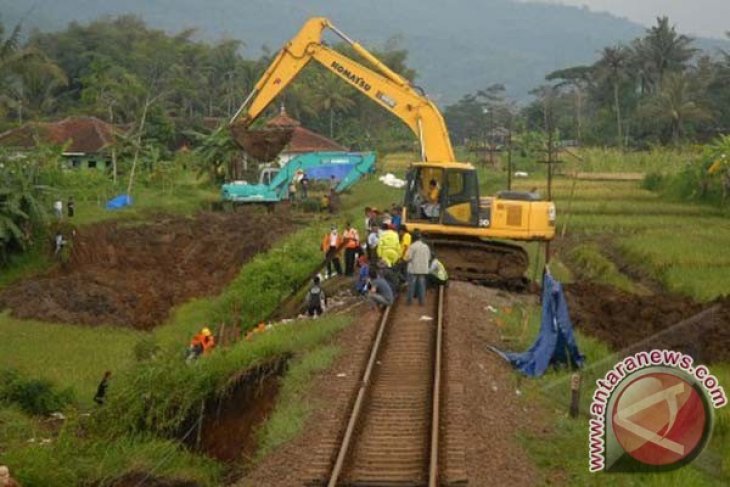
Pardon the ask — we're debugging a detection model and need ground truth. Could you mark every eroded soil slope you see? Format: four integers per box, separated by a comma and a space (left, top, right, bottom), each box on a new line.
0, 209, 294, 329
566, 282, 730, 362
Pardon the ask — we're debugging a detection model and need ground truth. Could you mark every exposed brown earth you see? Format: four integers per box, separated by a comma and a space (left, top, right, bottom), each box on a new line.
0, 209, 295, 330
565, 282, 730, 363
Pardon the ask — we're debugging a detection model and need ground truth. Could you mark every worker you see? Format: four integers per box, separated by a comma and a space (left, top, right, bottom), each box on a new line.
321, 225, 343, 277
391, 204, 402, 228
398, 224, 412, 259
67, 196, 75, 218
354, 254, 370, 295
427, 178, 441, 202
306, 276, 327, 317
404, 230, 431, 306
343, 222, 360, 276
54, 232, 66, 257
288, 179, 297, 203
381, 263, 404, 296
93, 371, 112, 405
0, 465, 20, 487
428, 256, 449, 287
366, 224, 379, 264
187, 327, 215, 362
366, 268, 394, 309
329, 174, 338, 194
53, 199, 63, 220
376, 222, 401, 267
300, 174, 309, 199
422, 178, 441, 218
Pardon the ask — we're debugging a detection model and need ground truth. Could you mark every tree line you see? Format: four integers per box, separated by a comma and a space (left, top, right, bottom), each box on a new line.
445, 17, 730, 149
0, 15, 415, 154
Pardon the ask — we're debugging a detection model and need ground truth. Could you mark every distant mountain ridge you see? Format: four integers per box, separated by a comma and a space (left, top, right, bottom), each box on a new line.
2, 0, 728, 102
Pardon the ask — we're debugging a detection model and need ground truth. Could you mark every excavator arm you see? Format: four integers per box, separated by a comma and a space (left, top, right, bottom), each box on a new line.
229, 17, 455, 163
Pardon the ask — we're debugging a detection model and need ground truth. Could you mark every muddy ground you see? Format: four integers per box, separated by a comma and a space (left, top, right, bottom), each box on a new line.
0, 209, 296, 329
566, 282, 730, 363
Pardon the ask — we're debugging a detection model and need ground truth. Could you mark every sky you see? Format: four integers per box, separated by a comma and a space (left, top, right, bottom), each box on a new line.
528, 0, 729, 39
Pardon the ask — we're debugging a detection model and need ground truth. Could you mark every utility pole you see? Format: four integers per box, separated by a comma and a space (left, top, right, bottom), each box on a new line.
536, 110, 562, 265
489, 108, 495, 167
506, 129, 513, 191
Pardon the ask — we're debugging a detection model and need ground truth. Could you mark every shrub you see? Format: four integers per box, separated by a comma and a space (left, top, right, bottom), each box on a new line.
0, 369, 75, 415
641, 171, 664, 191
133, 338, 161, 362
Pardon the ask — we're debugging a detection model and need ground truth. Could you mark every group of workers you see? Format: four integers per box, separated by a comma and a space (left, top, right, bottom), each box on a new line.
288, 170, 341, 213
185, 201, 448, 352
315, 205, 448, 313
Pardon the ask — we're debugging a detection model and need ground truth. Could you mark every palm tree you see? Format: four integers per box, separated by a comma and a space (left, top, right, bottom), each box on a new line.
595, 46, 631, 147
546, 66, 592, 143
639, 72, 712, 144
310, 72, 356, 139
634, 17, 697, 93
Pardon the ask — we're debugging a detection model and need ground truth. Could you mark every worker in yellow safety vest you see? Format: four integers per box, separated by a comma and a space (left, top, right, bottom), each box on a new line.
398, 224, 412, 259
377, 222, 401, 267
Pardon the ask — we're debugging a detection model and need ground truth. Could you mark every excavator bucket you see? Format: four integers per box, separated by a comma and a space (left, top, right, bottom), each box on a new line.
229, 122, 294, 162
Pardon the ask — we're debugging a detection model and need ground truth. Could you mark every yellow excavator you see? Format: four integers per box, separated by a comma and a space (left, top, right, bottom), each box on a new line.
229, 17, 555, 288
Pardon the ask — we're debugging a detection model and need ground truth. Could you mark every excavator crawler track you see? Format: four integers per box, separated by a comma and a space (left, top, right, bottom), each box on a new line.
429, 237, 529, 291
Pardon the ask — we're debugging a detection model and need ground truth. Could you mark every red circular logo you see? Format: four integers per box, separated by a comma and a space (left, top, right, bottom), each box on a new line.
611, 372, 707, 466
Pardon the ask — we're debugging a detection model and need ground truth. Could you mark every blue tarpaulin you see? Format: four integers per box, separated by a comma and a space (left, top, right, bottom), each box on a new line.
106, 194, 132, 210
491, 271, 584, 377
305, 163, 356, 182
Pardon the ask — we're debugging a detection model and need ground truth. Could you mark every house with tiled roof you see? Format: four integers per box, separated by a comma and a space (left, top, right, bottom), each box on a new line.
0, 116, 116, 170
266, 106, 348, 165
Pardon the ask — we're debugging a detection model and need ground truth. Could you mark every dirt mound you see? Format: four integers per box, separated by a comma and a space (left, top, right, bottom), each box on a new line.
565, 282, 730, 363
0, 209, 294, 330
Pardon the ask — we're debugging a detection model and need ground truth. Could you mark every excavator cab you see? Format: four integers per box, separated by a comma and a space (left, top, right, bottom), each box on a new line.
404, 164, 480, 227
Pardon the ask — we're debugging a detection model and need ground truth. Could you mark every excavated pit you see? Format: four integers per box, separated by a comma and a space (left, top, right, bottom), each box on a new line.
0, 209, 295, 329
565, 282, 730, 363
191, 358, 289, 464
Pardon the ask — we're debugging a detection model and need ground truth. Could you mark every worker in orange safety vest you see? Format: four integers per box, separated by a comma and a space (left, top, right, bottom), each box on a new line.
342, 221, 360, 276
187, 327, 215, 362
321, 225, 343, 277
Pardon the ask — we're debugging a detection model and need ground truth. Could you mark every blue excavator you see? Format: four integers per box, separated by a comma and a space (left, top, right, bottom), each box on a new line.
221, 151, 376, 203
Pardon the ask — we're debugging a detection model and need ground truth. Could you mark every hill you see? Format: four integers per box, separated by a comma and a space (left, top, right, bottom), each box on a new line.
2, 0, 728, 102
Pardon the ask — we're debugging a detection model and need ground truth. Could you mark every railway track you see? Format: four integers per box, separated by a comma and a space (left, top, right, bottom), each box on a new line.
326, 286, 447, 487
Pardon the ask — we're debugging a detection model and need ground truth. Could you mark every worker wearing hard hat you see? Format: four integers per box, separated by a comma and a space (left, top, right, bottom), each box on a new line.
187, 327, 216, 362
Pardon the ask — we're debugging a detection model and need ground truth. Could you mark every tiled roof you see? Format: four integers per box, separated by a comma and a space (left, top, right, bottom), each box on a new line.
265, 106, 347, 153
0, 116, 116, 154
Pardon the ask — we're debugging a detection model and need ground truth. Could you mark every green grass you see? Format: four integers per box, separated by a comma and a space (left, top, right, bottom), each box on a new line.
96, 315, 352, 438
566, 147, 699, 174
66, 173, 218, 227
498, 303, 730, 486
1, 429, 223, 487
497, 173, 730, 301
567, 243, 640, 294
0, 312, 141, 408
255, 343, 342, 460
